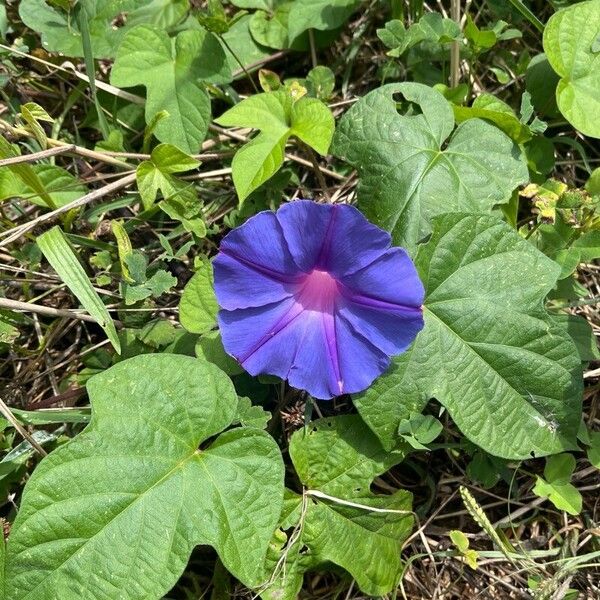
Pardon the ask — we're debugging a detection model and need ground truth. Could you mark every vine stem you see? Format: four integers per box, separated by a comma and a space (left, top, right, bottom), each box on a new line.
219, 35, 260, 93
302, 142, 331, 202
308, 29, 318, 69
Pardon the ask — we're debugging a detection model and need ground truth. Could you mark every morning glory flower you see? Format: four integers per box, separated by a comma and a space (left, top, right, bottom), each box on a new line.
213, 200, 425, 399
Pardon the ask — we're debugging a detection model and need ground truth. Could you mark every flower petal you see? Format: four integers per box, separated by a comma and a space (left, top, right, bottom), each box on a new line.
213, 252, 301, 310
219, 210, 301, 278
287, 309, 343, 399
340, 247, 425, 307
333, 312, 391, 395
218, 297, 300, 372
337, 297, 424, 356
218, 299, 344, 400
277, 201, 392, 276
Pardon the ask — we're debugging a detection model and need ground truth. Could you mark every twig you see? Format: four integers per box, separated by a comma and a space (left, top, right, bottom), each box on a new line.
450, 0, 461, 87
0, 172, 137, 247
0, 397, 48, 456
0, 145, 73, 167
0, 123, 132, 169
0, 297, 99, 323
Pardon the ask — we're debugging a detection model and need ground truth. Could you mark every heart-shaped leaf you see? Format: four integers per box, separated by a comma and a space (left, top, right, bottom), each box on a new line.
111, 25, 232, 152
543, 0, 600, 138
533, 454, 582, 515
354, 214, 583, 459
262, 415, 412, 599
332, 83, 528, 249
5, 354, 284, 599
215, 90, 334, 202
136, 143, 200, 209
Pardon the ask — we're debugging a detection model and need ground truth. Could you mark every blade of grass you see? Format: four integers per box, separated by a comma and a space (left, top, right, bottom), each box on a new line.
506, 0, 545, 34
76, 3, 111, 139
37, 226, 121, 353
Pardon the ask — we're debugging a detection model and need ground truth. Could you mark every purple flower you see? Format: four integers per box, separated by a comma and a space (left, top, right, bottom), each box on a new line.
213, 200, 425, 399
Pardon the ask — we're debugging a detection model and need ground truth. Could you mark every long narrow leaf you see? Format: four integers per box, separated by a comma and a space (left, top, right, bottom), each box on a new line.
0, 135, 56, 210
37, 226, 121, 353
76, 3, 111, 139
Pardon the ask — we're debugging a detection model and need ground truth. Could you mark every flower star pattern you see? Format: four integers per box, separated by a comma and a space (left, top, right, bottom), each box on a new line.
214, 200, 425, 399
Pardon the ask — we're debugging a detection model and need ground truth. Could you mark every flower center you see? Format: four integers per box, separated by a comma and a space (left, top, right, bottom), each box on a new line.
298, 269, 340, 311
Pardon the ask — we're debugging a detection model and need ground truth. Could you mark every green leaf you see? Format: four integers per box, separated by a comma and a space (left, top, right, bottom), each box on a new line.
179, 261, 219, 334
215, 91, 334, 202
111, 25, 232, 152
525, 53, 560, 118
0, 136, 56, 210
195, 330, 244, 376
586, 167, 600, 195
124, 252, 148, 285
136, 143, 199, 209
37, 227, 121, 353
221, 14, 272, 73
5, 354, 284, 598
378, 14, 460, 58
543, 0, 600, 138
249, 2, 294, 49
0, 1, 7, 38
19, 102, 53, 148
466, 452, 505, 488
555, 231, 600, 278
0, 164, 87, 209
111, 220, 134, 282
332, 83, 528, 249
533, 453, 582, 515
552, 313, 600, 362
453, 93, 533, 143
465, 14, 497, 51
19, 0, 189, 58
160, 198, 206, 237
263, 415, 412, 598
397, 413, 443, 450
354, 214, 582, 459
415, 12, 461, 44
377, 19, 409, 56
287, 0, 360, 43
449, 530, 478, 569
136, 319, 178, 348
122, 269, 177, 305
127, 0, 190, 30
587, 431, 600, 468
231, 0, 274, 9
0, 311, 20, 345
449, 530, 469, 553
235, 396, 271, 429
306, 66, 335, 100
